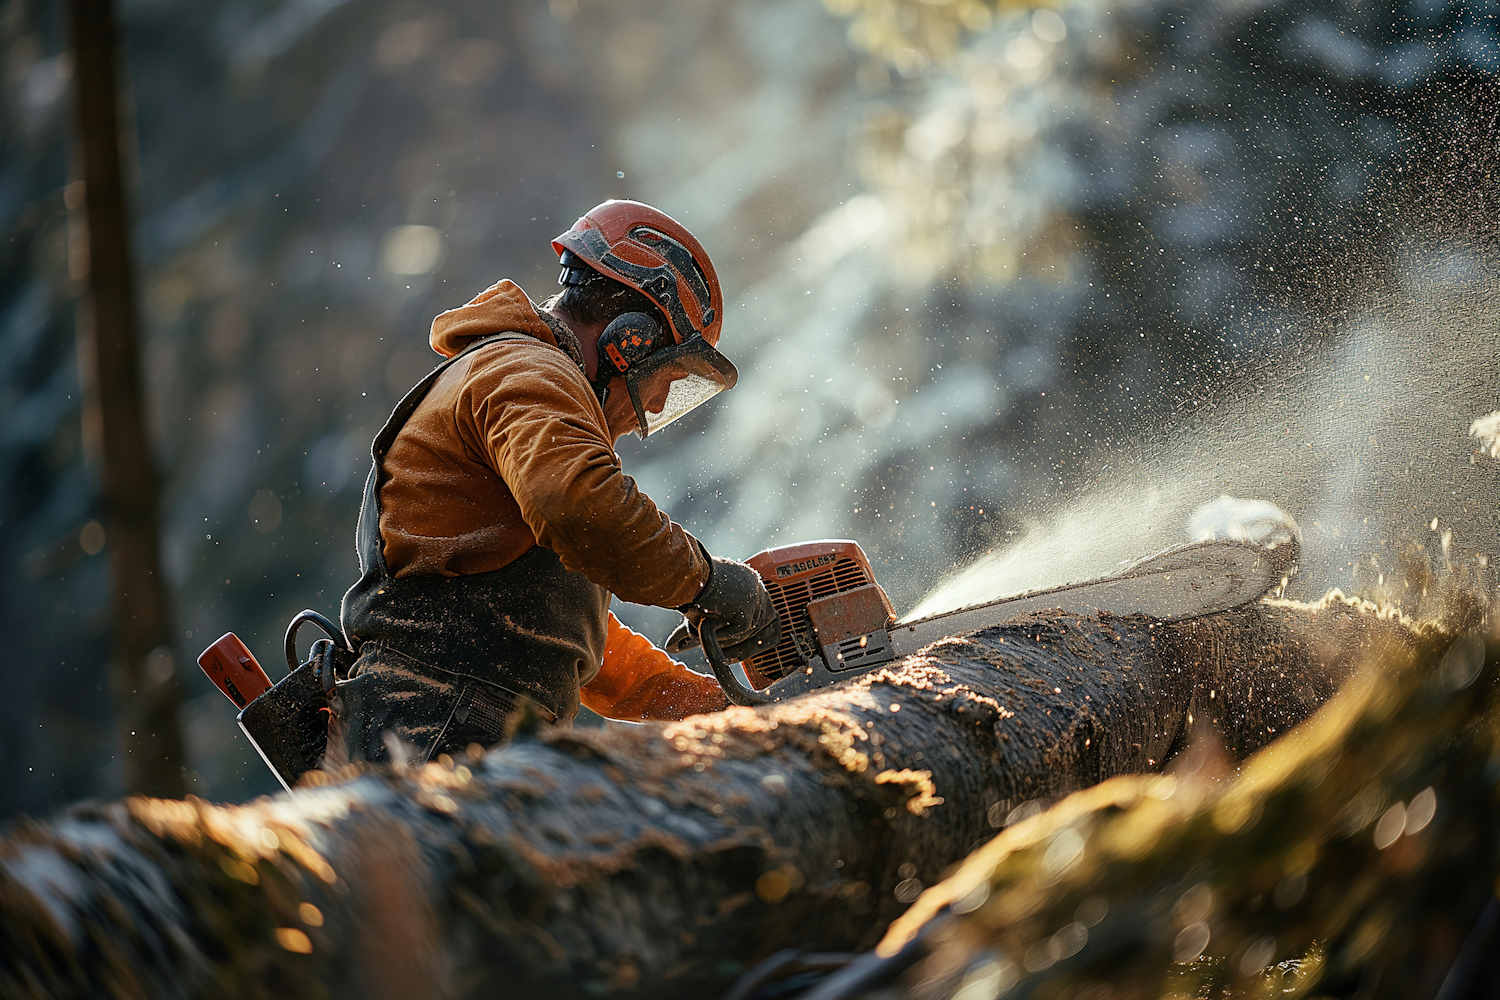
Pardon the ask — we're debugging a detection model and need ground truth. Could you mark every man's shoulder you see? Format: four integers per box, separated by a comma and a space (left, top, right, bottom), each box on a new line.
457, 336, 599, 415
464, 334, 586, 381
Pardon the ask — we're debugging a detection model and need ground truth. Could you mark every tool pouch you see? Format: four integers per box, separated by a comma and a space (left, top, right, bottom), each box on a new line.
237, 613, 356, 790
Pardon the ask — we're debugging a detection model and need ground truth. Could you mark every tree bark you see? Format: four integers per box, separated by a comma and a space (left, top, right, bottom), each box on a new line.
67, 0, 186, 796
879, 609, 1487, 1000
0, 600, 1424, 999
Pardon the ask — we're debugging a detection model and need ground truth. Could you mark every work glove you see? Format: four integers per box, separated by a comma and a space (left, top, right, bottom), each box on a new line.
665, 557, 781, 662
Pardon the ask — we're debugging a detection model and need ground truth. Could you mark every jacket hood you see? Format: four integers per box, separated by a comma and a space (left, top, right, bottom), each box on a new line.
429, 279, 558, 358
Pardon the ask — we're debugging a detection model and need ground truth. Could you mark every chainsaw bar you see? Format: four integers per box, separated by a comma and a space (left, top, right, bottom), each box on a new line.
890, 536, 1298, 658
737, 535, 1298, 704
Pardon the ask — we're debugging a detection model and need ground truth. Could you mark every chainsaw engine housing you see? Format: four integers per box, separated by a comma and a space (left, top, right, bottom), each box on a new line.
741, 539, 897, 689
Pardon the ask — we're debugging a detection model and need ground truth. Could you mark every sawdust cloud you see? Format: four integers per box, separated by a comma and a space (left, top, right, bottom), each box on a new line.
906, 245, 1500, 622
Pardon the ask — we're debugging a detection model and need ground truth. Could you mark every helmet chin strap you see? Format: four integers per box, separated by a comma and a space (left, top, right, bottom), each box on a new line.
624, 376, 652, 440
590, 374, 612, 408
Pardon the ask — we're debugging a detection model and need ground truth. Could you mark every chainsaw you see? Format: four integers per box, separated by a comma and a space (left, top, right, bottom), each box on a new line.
198, 508, 1298, 786
680, 527, 1298, 707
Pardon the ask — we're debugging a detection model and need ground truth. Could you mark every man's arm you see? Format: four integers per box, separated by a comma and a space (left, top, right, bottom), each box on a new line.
580, 612, 728, 721
459, 343, 709, 607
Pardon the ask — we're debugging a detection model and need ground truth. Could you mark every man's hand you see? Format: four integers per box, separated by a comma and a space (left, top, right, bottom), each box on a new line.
669, 558, 781, 662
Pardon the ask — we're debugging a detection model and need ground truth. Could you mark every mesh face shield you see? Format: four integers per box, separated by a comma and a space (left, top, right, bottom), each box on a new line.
623, 337, 738, 437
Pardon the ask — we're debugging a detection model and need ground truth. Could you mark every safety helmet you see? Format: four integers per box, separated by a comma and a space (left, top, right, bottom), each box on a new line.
552, 200, 736, 437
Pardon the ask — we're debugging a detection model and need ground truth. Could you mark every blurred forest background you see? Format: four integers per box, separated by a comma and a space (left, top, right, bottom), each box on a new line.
2, 0, 1499, 815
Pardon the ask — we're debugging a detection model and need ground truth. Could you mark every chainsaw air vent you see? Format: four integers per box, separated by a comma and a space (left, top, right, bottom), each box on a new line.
745, 556, 873, 687
832, 631, 892, 669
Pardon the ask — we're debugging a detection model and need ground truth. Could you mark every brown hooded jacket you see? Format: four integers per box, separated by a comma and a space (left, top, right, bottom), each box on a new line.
376, 278, 725, 720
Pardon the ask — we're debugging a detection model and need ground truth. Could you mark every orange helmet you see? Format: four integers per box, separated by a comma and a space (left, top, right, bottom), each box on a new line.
552, 200, 724, 348
552, 200, 736, 437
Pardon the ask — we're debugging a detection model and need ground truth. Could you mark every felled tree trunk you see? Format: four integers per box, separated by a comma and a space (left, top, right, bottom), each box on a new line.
879, 607, 1487, 1000
0, 599, 1425, 1000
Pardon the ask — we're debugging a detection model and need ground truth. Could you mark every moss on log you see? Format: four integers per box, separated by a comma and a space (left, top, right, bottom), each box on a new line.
0, 598, 1430, 999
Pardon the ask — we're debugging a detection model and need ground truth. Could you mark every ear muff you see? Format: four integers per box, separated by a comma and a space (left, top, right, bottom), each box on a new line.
595, 311, 670, 384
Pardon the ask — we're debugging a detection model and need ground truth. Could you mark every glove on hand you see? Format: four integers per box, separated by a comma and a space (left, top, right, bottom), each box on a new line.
666, 557, 781, 662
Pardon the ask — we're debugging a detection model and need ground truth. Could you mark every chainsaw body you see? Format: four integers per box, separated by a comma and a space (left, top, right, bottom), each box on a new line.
734, 540, 902, 699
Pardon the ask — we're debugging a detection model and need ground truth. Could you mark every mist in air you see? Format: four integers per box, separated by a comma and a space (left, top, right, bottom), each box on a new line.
909, 252, 1500, 621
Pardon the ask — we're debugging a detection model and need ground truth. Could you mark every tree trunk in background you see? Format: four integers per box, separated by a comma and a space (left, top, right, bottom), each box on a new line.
0, 602, 1426, 1000
67, 0, 185, 798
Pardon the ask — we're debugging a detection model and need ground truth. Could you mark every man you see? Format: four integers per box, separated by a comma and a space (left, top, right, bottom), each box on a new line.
330, 200, 779, 765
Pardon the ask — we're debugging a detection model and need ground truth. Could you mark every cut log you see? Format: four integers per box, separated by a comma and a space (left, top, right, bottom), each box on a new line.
878, 606, 1489, 1000
0, 599, 1429, 1000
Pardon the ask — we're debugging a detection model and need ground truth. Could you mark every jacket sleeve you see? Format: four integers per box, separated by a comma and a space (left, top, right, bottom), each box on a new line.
458, 343, 710, 608
581, 612, 728, 721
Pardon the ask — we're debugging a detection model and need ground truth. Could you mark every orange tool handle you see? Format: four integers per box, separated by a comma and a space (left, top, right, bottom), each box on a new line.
198, 632, 274, 709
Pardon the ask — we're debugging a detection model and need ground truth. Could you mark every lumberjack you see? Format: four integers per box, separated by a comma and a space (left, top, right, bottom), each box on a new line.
328, 199, 780, 765
197, 218, 1306, 788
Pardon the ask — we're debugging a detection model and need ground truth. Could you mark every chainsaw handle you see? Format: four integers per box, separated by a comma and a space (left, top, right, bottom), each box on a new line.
699, 618, 772, 707
284, 609, 350, 673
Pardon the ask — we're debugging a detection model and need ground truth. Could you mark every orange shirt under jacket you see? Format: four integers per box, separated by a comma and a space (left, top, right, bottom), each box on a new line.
378, 278, 726, 722
583, 613, 727, 720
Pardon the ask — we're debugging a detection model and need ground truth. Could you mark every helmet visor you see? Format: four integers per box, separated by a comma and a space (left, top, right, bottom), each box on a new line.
624, 338, 738, 437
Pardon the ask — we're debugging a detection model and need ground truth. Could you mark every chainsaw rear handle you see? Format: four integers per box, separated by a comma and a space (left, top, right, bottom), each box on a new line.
284, 609, 351, 673
699, 617, 772, 707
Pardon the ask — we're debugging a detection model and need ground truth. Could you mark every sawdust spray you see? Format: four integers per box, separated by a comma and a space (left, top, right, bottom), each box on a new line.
906, 246, 1500, 622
